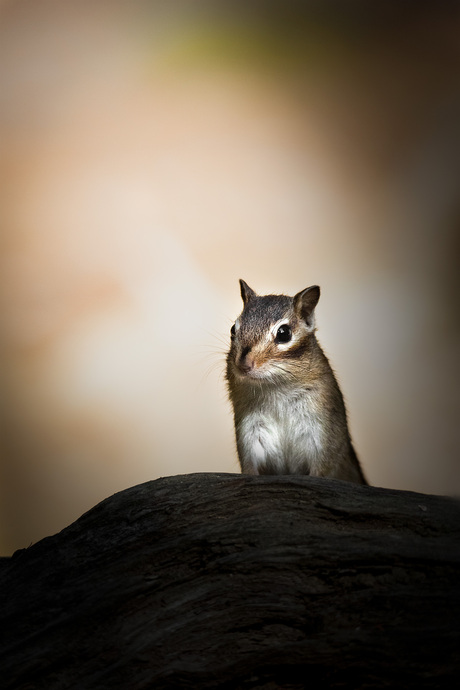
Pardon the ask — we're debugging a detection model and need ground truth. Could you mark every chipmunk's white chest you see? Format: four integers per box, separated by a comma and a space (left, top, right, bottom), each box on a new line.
236, 387, 325, 474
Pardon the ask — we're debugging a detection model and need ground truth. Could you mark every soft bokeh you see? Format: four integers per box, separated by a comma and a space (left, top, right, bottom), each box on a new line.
1, 0, 459, 554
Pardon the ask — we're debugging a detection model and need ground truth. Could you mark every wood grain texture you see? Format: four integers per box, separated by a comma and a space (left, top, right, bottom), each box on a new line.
1, 473, 459, 689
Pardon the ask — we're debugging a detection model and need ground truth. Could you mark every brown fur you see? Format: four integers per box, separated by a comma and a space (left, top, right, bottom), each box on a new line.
226, 281, 368, 484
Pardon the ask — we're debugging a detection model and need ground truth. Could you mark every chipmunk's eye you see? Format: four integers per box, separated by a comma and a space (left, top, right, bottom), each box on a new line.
230, 324, 236, 339
275, 324, 292, 343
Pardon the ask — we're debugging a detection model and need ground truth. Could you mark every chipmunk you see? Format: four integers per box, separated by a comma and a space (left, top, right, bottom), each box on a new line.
226, 280, 367, 484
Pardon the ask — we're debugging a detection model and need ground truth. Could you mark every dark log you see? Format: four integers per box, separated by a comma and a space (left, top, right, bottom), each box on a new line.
1, 473, 459, 689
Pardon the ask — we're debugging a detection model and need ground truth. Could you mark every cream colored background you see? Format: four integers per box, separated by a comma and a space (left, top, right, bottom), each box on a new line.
1, 1, 459, 554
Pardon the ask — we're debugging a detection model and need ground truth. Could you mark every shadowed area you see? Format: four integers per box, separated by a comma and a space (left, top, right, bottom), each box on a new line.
1, 473, 459, 689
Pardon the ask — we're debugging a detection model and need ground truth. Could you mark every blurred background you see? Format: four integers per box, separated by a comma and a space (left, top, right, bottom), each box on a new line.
1, 0, 459, 554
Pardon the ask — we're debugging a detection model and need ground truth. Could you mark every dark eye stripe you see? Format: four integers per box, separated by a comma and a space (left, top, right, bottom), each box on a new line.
279, 338, 309, 359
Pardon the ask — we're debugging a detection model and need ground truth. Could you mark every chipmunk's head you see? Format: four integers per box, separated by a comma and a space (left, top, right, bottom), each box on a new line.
226, 279, 320, 384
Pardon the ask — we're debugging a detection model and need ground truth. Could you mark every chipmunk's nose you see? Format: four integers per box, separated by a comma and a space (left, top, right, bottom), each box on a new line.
239, 346, 255, 373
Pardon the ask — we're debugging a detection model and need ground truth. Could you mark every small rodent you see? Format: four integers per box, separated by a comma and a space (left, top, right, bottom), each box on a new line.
226, 280, 367, 484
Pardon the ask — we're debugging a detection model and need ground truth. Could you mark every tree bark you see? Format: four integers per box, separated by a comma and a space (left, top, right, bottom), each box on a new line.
1, 473, 459, 689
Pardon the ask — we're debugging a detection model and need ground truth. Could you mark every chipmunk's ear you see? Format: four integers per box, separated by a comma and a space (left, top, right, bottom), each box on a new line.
239, 279, 257, 305
294, 285, 320, 330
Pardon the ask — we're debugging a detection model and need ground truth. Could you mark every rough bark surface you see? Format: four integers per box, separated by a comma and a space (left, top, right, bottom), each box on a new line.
1, 473, 459, 689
